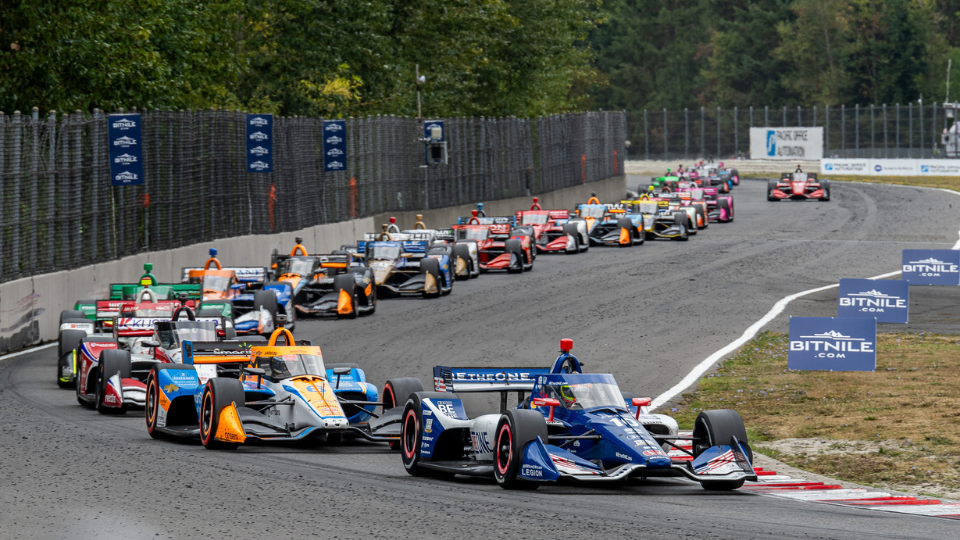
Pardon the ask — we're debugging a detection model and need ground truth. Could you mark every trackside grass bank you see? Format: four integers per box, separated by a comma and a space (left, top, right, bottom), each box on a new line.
742, 172, 960, 191
670, 331, 960, 497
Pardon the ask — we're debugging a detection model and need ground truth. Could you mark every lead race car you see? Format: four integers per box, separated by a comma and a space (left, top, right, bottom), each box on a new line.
767, 166, 830, 201
400, 339, 756, 490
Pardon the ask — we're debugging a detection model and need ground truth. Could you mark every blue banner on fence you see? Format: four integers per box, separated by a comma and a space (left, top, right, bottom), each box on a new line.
108, 114, 144, 186
901, 249, 960, 285
246, 114, 273, 173
323, 120, 346, 172
423, 120, 445, 164
837, 278, 909, 323
788, 317, 876, 371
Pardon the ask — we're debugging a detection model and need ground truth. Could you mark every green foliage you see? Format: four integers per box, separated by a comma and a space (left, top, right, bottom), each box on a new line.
592, 0, 960, 112
0, 0, 599, 118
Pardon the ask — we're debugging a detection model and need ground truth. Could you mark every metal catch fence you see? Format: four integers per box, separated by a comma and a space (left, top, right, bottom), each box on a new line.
0, 109, 625, 283
628, 104, 955, 161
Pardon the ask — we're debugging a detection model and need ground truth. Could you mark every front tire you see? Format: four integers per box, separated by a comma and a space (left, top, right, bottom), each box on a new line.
253, 290, 279, 332
493, 409, 548, 490
419, 258, 443, 299
692, 409, 752, 491
96, 349, 131, 415
333, 274, 359, 319
505, 239, 524, 274
401, 391, 451, 476
57, 329, 85, 389
200, 378, 245, 450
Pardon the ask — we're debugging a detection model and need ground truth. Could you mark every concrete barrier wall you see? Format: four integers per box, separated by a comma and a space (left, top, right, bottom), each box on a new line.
0, 174, 626, 352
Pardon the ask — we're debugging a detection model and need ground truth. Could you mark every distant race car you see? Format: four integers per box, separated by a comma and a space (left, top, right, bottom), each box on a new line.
514, 198, 589, 254
452, 213, 535, 273
358, 230, 453, 297
618, 200, 691, 241
767, 169, 830, 201
272, 252, 377, 319
397, 216, 480, 280
695, 186, 734, 223
575, 204, 643, 247
182, 249, 295, 333
399, 339, 757, 491
144, 328, 401, 448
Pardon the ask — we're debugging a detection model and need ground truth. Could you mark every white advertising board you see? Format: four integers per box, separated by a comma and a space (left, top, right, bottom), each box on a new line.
821, 159, 960, 176
750, 127, 823, 160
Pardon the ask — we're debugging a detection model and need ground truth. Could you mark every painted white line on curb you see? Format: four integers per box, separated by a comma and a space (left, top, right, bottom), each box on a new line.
0, 342, 56, 361
651, 186, 960, 411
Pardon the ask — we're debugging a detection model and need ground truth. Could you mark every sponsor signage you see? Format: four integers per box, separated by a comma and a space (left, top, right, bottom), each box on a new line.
821, 159, 960, 176
108, 114, 144, 186
246, 114, 273, 173
322, 120, 347, 172
918, 161, 960, 175
788, 317, 876, 371
901, 249, 960, 285
837, 278, 909, 323
750, 127, 823, 160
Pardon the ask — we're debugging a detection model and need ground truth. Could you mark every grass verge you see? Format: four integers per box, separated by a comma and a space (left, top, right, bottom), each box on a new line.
670, 331, 960, 496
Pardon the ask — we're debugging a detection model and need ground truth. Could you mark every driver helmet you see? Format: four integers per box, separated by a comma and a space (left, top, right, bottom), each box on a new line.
558, 384, 577, 408
718, 161, 724, 168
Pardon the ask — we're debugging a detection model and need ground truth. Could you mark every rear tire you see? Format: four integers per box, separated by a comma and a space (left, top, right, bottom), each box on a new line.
383, 377, 425, 450
96, 349, 131, 415
200, 378, 245, 450
767, 180, 778, 202
505, 239, 524, 274
252, 290, 279, 331
494, 409, 548, 490
561, 223, 580, 254
60, 309, 86, 324
452, 244, 473, 280
819, 180, 831, 201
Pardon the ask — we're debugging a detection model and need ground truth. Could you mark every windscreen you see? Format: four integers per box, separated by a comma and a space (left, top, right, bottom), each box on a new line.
257, 354, 325, 380
544, 382, 624, 410
639, 202, 658, 214
202, 275, 232, 293
461, 228, 489, 241
157, 321, 218, 349
366, 245, 401, 260
521, 213, 549, 225
579, 206, 606, 219
279, 258, 315, 276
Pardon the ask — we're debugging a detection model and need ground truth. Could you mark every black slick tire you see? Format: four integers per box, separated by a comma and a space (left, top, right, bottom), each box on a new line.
145, 364, 197, 439
96, 349, 131, 415
57, 329, 85, 389
505, 239, 524, 274
561, 223, 580, 254
452, 244, 473, 280
333, 274, 359, 318
252, 290, 279, 330
819, 180, 831, 201
383, 377, 424, 450
60, 309, 86, 324
692, 409, 752, 491
401, 391, 451, 476
418, 258, 443, 299
200, 378, 245, 450
494, 409, 547, 490
616, 218, 634, 247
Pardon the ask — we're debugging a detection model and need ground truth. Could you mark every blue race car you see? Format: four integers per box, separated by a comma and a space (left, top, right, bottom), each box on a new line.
400, 339, 757, 490
358, 231, 453, 298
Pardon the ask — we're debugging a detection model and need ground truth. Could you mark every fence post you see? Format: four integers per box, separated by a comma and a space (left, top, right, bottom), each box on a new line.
813, 106, 817, 127
764, 105, 769, 127
797, 105, 801, 126
909, 103, 913, 157
11, 111, 22, 278
662, 108, 667, 160
782, 106, 786, 126
47, 110, 57, 270
643, 110, 649, 161
855, 104, 860, 158
750, 106, 754, 128
716, 106, 721, 158
883, 104, 888, 159
29, 107, 40, 274
932, 102, 938, 157
920, 102, 924, 156
684, 108, 689, 160
700, 107, 705, 159
870, 104, 875, 157
895, 103, 900, 159
825, 105, 829, 156
734, 106, 738, 158
0, 112, 4, 279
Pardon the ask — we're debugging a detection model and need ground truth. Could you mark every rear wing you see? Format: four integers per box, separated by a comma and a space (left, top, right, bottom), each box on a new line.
182, 341, 254, 365
180, 266, 268, 284
456, 216, 514, 225
357, 239, 429, 254
433, 366, 551, 393
113, 316, 224, 338
109, 283, 201, 301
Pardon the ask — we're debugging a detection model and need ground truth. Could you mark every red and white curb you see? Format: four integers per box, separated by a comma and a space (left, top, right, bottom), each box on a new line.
671, 431, 960, 519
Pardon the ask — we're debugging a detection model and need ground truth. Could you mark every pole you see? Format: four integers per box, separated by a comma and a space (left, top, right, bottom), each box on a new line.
644, 110, 649, 161
663, 108, 668, 160
415, 64, 422, 119
684, 108, 689, 160
947, 59, 952, 103
841, 104, 845, 155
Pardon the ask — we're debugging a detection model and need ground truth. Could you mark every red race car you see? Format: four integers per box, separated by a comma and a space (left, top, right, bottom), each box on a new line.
514, 197, 589, 254
767, 167, 831, 202
453, 212, 535, 273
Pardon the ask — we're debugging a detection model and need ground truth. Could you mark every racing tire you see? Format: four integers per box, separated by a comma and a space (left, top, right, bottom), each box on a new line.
767, 180, 778, 202
57, 329, 85, 389
60, 309, 86, 324
616, 218, 634, 247
731, 169, 740, 185
676, 224, 689, 241
694, 205, 707, 229
200, 378, 245, 450
693, 409, 752, 491
145, 364, 197, 439
383, 377, 424, 450
418, 258, 443, 299
561, 224, 580, 254
401, 391, 451, 476
717, 198, 731, 222
224, 326, 237, 340
349, 267, 377, 315
494, 409, 548, 490
819, 180, 831, 201
333, 274, 359, 318
96, 349, 132, 415
252, 290, 279, 331
452, 244, 473, 280
505, 239, 524, 274
76, 364, 95, 409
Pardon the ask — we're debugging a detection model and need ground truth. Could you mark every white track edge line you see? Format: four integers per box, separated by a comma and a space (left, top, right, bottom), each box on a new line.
650, 187, 960, 411
0, 342, 56, 361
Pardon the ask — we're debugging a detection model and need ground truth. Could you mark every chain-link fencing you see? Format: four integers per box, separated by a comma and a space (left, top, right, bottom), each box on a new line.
0, 109, 625, 283
628, 104, 955, 162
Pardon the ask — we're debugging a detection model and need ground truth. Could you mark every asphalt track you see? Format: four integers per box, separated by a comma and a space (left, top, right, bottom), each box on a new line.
2, 178, 959, 539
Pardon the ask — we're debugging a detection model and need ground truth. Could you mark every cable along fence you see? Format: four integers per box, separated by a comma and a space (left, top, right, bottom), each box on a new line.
0, 109, 625, 284
627, 104, 956, 162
